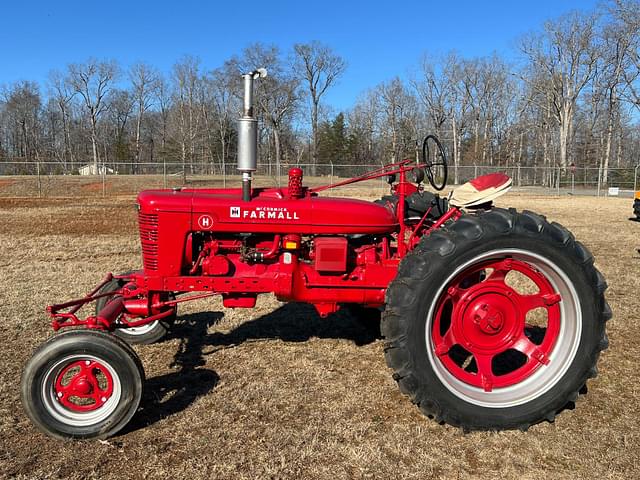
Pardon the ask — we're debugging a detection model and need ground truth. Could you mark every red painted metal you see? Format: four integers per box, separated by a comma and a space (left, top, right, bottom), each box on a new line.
287, 167, 304, 198
222, 294, 257, 308
54, 359, 114, 412
189, 194, 398, 235
255, 235, 281, 260
45, 157, 518, 364
431, 258, 561, 392
309, 158, 415, 193
424, 207, 463, 235
202, 255, 232, 276
119, 308, 175, 328
313, 237, 348, 273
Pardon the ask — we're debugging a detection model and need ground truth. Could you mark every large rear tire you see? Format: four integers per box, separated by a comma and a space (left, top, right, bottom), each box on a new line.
96, 275, 171, 345
382, 208, 611, 431
21, 330, 144, 439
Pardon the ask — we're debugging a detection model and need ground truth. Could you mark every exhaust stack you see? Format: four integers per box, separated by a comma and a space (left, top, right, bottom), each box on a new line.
237, 68, 267, 201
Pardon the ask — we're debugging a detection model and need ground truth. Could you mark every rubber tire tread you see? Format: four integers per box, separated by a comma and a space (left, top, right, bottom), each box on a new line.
21, 330, 144, 439
382, 208, 610, 431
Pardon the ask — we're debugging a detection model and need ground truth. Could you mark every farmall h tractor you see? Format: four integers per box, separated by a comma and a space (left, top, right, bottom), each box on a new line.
21, 69, 611, 439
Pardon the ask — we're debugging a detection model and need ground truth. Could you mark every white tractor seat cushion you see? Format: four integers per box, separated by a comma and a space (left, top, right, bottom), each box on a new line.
450, 172, 513, 208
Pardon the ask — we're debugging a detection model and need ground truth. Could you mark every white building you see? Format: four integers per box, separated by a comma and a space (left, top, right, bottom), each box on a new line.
78, 164, 117, 175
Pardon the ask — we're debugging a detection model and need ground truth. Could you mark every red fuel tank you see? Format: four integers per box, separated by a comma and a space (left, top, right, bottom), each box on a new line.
192, 188, 397, 235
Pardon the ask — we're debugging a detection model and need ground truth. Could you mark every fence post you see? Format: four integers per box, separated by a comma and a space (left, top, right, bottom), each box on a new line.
330, 161, 334, 185
36, 160, 42, 198
222, 161, 226, 188
634, 164, 639, 193
102, 161, 106, 198
571, 172, 575, 193
277, 161, 281, 187
557, 167, 561, 195
163, 158, 167, 188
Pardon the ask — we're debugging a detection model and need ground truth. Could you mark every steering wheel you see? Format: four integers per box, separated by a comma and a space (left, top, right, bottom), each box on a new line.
421, 134, 448, 191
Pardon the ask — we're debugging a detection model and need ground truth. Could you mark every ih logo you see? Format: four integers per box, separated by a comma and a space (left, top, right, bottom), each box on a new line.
230, 206, 241, 218
198, 214, 214, 230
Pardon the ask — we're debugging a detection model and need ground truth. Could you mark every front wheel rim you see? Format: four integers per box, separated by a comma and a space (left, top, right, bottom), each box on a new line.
42, 354, 122, 427
426, 249, 582, 408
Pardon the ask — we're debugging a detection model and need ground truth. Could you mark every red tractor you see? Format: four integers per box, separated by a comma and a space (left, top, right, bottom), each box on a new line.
21, 69, 610, 439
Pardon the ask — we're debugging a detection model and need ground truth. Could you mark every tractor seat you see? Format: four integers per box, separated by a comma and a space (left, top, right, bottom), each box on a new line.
450, 172, 513, 208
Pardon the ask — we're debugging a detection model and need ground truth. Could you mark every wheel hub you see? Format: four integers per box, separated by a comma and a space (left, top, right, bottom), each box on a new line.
456, 288, 520, 352
70, 377, 93, 395
54, 359, 114, 412
470, 301, 504, 334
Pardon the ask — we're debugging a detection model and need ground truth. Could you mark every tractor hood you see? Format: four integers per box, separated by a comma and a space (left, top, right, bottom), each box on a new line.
137, 188, 398, 235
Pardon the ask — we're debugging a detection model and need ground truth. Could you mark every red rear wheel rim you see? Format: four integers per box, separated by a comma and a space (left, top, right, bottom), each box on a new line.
432, 258, 562, 392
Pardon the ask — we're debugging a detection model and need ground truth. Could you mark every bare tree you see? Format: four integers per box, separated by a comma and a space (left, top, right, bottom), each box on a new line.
294, 42, 346, 174
3, 81, 42, 161
444, 53, 472, 183
4, 4, 640, 189
478, 57, 512, 165
348, 89, 381, 164
155, 75, 171, 153
130, 63, 159, 174
172, 56, 202, 181
377, 77, 418, 163
521, 12, 600, 169
67, 59, 119, 173
414, 55, 450, 138
257, 73, 299, 179
414, 54, 462, 180
612, 0, 640, 109
235, 44, 300, 180
107, 89, 133, 167
597, 18, 633, 184
203, 62, 238, 180
48, 70, 75, 170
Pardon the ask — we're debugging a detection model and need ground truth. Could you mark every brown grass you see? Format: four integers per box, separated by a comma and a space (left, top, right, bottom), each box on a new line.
0, 189, 638, 479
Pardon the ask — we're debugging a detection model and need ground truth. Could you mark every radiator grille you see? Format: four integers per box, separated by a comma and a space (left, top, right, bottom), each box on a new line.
139, 213, 159, 271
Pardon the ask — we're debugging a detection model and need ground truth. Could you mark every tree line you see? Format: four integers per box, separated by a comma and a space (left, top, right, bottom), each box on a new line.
1, 0, 639, 187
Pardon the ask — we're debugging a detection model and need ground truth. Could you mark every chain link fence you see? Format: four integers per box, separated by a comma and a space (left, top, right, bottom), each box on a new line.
0, 160, 638, 198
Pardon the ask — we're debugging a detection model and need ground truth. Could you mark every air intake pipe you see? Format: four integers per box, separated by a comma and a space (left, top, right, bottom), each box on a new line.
237, 68, 267, 201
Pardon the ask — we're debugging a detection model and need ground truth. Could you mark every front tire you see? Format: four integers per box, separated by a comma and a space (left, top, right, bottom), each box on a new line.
21, 330, 144, 439
382, 209, 611, 431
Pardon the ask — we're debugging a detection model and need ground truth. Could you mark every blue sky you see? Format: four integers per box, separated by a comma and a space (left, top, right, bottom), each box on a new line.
0, 0, 599, 110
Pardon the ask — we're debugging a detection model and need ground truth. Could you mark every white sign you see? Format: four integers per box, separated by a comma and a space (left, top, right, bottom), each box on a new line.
608, 187, 619, 196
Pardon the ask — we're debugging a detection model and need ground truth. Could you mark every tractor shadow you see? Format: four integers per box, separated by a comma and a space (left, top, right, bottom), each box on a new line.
125, 303, 380, 433
122, 311, 223, 435
182, 302, 382, 351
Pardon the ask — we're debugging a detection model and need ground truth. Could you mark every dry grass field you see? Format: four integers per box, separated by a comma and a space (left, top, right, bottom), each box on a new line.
0, 182, 638, 479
